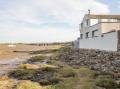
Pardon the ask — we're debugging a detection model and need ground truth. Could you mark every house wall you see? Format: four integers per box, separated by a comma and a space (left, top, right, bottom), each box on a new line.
80, 23, 102, 38
90, 19, 98, 26
79, 31, 118, 51
101, 23, 120, 33
78, 15, 120, 51
74, 40, 79, 48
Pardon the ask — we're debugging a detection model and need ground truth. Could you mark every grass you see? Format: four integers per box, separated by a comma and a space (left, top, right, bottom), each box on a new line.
9, 58, 98, 89
7, 47, 120, 89
42, 65, 79, 89
78, 67, 96, 78
45, 66, 97, 89
95, 75, 119, 89
30, 49, 60, 55
19, 64, 40, 69
0, 70, 97, 89
29, 55, 48, 62
52, 77, 78, 89
13, 80, 42, 89
14, 59, 119, 89
10, 59, 119, 89
0, 76, 14, 89
77, 67, 120, 89
74, 67, 97, 89
29, 45, 63, 55
9, 63, 59, 86
19, 63, 58, 70
57, 67, 77, 78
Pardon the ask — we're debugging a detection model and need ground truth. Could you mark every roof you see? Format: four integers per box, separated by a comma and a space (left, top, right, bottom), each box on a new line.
84, 14, 120, 19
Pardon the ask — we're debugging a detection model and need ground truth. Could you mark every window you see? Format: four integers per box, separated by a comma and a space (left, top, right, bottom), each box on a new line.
81, 23, 83, 28
101, 34, 104, 37
92, 29, 98, 37
80, 34, 83, 39
86, 19, 89, 26
86, 32, 89, 38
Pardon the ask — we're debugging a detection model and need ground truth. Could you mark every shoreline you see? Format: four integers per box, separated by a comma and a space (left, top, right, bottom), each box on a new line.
0, 56, 31, 76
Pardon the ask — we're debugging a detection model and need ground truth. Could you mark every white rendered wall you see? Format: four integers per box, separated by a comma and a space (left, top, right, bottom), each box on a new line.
79, 31, 118, 51
80, 22, 102, 37
90, 19, 98, 26
74, 40, 79, 48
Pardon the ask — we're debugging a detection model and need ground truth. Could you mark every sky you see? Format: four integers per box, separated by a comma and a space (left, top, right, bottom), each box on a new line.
0, 0, 119, 43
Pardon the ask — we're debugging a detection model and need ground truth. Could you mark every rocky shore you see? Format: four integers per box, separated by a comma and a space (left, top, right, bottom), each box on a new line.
54, 47, 120, 76
6, 47, 120, 89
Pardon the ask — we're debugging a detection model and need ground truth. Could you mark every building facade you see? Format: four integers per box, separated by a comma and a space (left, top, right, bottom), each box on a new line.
77, 14, 120, 51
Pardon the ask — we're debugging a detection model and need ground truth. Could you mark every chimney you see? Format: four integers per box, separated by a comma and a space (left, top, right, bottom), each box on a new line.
88, 9, 91, 15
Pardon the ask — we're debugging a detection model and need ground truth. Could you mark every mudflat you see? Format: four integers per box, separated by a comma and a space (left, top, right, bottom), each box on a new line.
0, 44, 61, 60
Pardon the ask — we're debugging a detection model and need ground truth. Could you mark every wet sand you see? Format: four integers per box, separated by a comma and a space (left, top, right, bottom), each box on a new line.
0, 44, 60, 75
0, 44, 56, 59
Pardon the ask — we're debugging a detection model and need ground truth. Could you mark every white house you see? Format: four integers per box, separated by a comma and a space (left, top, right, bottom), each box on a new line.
76, 13, 120, 51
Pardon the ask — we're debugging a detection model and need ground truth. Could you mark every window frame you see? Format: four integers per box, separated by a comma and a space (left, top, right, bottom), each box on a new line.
85, 32, 89, 38
86, 19, 89, 26
80, 34, 83, 39
92, 29, 99, 38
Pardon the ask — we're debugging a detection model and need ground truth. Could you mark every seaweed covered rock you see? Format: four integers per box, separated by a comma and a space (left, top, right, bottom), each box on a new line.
9, 67, 60, 85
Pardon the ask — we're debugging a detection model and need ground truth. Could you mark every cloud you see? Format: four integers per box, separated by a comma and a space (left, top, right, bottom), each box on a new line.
0, 0, 110, 43
0, 26, 77, 43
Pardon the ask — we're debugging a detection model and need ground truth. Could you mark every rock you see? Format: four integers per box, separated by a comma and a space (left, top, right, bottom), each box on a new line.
55, 48, 120, 74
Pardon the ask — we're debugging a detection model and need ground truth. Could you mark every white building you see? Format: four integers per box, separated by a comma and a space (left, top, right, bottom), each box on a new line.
74, 37, 80, 48
77, 14, 120, 51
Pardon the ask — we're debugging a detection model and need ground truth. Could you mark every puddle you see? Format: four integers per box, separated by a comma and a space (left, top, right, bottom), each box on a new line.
30, 59, 48, 65
0, 56, 31, 76
0, 53, 50, 76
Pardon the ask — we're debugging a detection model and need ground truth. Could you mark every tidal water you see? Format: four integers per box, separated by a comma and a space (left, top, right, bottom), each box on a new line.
0, 56, 30, 75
